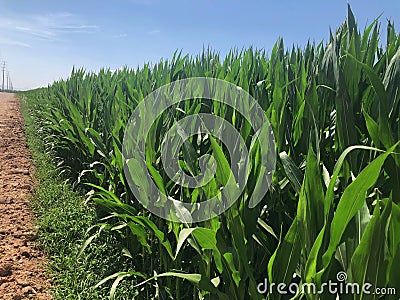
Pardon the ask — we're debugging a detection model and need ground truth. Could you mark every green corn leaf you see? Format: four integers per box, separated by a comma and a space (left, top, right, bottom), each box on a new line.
297, 145, 325, 253
268, 217, 301, 291
350, 200, 392, 299
346, 52, 395, 149
279, 151, 303, 193
321, 142, 399, 275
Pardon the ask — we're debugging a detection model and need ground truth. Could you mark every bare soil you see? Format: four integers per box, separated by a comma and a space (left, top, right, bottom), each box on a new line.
0, 93, 52, 299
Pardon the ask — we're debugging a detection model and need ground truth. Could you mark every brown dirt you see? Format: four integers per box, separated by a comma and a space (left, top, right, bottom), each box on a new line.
0, 93, 52, 299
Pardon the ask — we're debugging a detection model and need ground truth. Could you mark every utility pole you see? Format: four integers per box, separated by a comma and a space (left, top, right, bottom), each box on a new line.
7, 71, 9, 91
1, 62, 5, 92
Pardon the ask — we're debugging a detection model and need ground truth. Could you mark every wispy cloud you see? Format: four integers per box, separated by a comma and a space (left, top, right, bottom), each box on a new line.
113, 33, 128, 39
15, 25, 56, 40
148, 29, 160, 35
50, 24, 99, 34
0, 37, 31, 48
0, 12, 99, 46
15, 26, 31, 31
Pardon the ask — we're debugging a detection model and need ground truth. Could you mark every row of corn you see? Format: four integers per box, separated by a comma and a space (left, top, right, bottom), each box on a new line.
23, 6, 400, 299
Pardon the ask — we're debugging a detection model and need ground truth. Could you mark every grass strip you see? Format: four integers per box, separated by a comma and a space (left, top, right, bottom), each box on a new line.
20, 96, 136, 299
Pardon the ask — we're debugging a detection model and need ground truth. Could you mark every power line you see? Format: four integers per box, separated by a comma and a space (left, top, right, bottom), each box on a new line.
0, 62, 14, 92
1, 62, 5, 92
8, 71, 13, 92
9, 72, 12, 91
0, 58, 14, 92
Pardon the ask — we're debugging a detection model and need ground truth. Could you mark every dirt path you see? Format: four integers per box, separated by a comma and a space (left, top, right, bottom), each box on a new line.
0, 93, 52, 299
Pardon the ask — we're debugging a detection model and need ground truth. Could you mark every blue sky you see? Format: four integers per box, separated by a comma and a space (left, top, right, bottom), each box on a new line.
0, 0, 399, 90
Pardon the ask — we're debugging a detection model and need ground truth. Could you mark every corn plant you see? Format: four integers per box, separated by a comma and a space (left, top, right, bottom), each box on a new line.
22, 5, 399, 299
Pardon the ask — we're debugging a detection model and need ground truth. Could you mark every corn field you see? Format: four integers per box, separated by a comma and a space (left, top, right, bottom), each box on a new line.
23, 6, 399, 299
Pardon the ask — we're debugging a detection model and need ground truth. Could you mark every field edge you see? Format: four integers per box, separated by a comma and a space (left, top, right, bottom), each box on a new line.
20, 94, 137, 300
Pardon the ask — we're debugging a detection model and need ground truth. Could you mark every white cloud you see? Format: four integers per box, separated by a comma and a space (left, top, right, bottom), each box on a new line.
0, 37, 31, 48
113, 33, 128, 38
15, 26, 31, 31
0, 12, 99, 45
112, 33, 128, 39
49, 24, 99, 34
15, 25, 56, 40
148, 29, 160, 34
